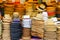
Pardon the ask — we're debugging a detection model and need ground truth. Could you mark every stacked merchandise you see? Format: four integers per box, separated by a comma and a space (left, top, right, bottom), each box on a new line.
31, 8, 47, 39
45, 0, 52, 6
45, 5, 57, 40
15, 0, 26, 4
46, 7, 56, 18
25, 2, 34, 17
10, 12, 23, 40
31, 19, 44, 39
56, 22, 60, 40
0, 14, 2, 39
56, 2, 60, 20
14, 4, 25, 18
35, 3, 47, 18
4, 3, 14, 16
6, 0, 12, 3
44, 19, 57, 40
0, 2, 4, 39
2, 14, 11, 40
22, 15, 31, 40
44, 31, 57, 40
31, 3, 37, 17
0, 0, 3, 40
45, 0, 56, 6
57, 27, 60, 40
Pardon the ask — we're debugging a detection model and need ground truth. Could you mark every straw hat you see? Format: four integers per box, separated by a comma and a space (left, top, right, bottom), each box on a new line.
13, 12, 19, 18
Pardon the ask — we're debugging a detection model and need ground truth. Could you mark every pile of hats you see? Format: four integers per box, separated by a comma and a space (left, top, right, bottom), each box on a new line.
46, 0, 56, 6
0, 13, 2, 39
25, 2, 34, 17
56, 2, 60, 20
4, 3, 14, 16
22, 15, 31, 40
31, 19, 44, 39
10, 12, 23, 40
14, 4, 25, 18
44, 19, 57, 40
46, 7, 56, 18
44, 31, 57, 40
57, 27, 60, 40
2, 14, 11, 40
22, 28, 31, 40
56, 22, 60, 40
6, 0, 13, 3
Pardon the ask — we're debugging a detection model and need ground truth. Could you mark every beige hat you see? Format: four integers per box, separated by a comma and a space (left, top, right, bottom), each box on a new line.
13, 12, 19, 18
4, 14, 11, 19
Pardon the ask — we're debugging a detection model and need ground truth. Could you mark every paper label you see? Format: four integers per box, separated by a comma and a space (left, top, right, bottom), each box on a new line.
22, 19, 31, 28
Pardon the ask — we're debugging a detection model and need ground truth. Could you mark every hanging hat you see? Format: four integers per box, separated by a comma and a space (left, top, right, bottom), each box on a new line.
36, 3, 46, 12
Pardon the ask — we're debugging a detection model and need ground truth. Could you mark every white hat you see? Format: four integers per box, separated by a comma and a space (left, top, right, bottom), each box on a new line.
42, 12, 48, 17
23, 15, 30, 18
4, 14, 11, 19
